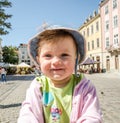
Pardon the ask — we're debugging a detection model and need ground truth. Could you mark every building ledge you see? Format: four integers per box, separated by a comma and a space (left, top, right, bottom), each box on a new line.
106, 44, 120, 52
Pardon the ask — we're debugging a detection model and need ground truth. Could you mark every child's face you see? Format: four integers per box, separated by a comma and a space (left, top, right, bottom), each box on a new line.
37, 36, 76, 86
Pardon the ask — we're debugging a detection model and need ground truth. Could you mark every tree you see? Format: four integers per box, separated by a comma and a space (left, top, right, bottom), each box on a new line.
2, 46, 19, 64
0, 0, 12, 35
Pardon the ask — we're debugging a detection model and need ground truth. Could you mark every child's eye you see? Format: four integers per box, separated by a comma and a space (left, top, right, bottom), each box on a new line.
45, 54, 52, 57
61, 53, 69, 57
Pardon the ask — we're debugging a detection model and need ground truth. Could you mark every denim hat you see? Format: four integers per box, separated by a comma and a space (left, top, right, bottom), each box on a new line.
28, 25, 86, 67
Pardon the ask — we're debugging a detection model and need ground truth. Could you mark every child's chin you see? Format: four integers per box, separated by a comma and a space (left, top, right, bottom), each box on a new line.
51, 74, 65, 80
53, 75, 62, 79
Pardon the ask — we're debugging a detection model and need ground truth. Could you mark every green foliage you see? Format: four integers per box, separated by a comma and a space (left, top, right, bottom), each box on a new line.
2, 46, 19, 64
0, 0, 12, 35
6, 66, 17, 74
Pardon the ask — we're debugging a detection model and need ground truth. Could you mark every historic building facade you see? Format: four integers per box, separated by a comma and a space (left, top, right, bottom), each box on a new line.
18, 43, 31, 65
79, 0, 120, 72
79, 10, 102, 72
100, 0, 120, 72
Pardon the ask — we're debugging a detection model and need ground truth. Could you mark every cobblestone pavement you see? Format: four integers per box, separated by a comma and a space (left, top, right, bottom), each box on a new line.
0, 74, 35, 123
0, 73, 120, 123
85, 72, 120, 123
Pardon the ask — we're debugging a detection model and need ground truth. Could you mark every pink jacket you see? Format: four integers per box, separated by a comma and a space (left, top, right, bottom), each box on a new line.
18, 77, 102, 123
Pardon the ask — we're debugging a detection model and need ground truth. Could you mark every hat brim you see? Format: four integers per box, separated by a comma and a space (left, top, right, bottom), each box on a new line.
28, 26, 86, 66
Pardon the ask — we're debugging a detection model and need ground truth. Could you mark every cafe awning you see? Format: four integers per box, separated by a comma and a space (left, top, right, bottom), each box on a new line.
80, 57, 97, 65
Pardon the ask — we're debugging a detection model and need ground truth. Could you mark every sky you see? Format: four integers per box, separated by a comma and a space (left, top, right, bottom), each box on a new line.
1, 0, 100, 47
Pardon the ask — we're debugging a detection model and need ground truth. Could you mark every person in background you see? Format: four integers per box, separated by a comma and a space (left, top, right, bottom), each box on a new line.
0, 67, 7, 83
18, 25, 102, 123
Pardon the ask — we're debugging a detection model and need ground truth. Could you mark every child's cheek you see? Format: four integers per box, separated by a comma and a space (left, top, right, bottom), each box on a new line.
41, 61, 49, 71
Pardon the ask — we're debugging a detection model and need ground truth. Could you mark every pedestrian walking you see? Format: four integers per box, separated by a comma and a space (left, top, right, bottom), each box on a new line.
18, 25, 102, 123
0, 67, 7, 83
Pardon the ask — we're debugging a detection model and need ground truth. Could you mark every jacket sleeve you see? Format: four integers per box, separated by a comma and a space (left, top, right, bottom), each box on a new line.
17, 79, 44, 123
70, 78, 103, 123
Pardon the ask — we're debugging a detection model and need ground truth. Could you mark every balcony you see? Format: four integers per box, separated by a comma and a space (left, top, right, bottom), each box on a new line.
106, 44, 120, 53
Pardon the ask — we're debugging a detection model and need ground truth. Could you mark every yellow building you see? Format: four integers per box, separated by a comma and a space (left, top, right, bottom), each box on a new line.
78, 10, 103, 72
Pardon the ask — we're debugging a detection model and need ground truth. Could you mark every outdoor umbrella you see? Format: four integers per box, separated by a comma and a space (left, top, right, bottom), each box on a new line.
17, 62, 31, 68
81, 57, 97, 65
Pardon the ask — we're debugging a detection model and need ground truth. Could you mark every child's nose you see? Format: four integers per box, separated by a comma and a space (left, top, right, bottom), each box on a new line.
52, 57, 62, 66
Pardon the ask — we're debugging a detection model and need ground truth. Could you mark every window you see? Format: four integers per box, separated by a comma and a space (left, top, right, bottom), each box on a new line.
88, 42, 90, 51
91, 25, 94, 34
113, 0, 117, 9
87, 28, 89, 36
113, 15, 118, 28
106, 56, 109, 58
115, 55, 118, 69
92, 40, 94, 49
22, 56, 25, 59
106, 37, 109, 47
96, 21, 99, 32
105, 20, 109, 31
83, 31, 85, 36
97, 38, 100, 48
96, 56, 100, 62
114, 34, 118, 45
105, 5, 108, 14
